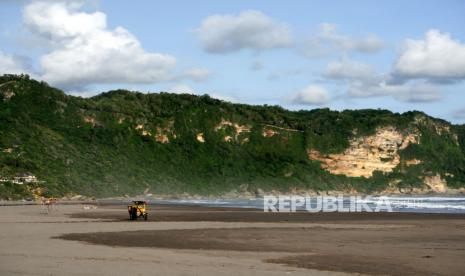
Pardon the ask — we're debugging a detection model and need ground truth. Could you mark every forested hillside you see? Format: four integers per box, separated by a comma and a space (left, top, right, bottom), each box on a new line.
1, 75, 464, 199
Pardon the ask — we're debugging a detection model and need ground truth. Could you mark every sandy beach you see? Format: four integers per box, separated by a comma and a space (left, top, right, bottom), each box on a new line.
1, 203, 465, 276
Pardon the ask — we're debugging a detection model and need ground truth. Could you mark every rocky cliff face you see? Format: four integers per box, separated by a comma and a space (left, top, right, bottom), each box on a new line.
308, 126, 419, 178
424, 174, 448, 193
214, 119, 251, 143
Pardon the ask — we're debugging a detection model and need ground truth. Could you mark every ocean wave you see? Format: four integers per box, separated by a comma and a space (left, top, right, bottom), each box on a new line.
156, 196, 465, 213
373, 196, 465, 202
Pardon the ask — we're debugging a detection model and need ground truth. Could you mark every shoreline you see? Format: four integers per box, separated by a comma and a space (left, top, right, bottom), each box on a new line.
3, 194, 465, 215
2, 186, 465, 204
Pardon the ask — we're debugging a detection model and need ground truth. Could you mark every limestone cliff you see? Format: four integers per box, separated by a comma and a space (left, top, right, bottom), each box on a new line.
424, 174, 448, 193
308, 126, 419, 178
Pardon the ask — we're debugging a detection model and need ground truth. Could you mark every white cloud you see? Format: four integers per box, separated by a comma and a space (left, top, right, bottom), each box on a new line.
23, 0, 106, 41
348, 80, 441, 103
453, 108, 465, 119
23, 1, 176, 89
393, 29, 465, 82
194, 10, 293, 54
208, 93, 238, 103
291, 85, 330, 105
180, 68, 211, 82
67, 90, 99, 98
0, 51, 33, 75
163, 84, 238, 103
323, 58, 374, 80
319, 56, 443, 103
300, 23, 384, 58
165, 83, 195, 94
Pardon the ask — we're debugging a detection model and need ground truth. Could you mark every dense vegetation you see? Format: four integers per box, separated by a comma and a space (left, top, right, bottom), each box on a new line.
0, 75, 464, 199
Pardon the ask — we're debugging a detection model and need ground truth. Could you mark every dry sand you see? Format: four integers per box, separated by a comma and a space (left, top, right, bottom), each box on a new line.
1, 203, 465, 275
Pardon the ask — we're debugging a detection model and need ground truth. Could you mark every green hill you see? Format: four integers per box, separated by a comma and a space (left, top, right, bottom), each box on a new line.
1, 74, 464, 199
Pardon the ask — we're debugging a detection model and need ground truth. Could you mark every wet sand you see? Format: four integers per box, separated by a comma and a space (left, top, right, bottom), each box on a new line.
70, 204, 465, 223
1, 203, 465, 275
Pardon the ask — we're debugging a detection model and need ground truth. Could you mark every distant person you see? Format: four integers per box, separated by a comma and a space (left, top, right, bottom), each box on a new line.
41, 197, 57, 214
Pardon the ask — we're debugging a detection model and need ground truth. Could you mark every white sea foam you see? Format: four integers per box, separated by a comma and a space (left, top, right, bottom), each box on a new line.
156, 195, 465, 213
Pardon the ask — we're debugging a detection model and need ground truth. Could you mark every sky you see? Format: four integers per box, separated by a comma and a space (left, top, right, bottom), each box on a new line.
1, 0, 465, 123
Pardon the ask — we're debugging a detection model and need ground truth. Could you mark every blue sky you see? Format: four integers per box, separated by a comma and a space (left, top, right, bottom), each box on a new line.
1, 0, 465, 123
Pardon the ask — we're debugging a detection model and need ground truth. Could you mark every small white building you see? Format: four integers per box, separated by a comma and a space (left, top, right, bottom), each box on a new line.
13, 173, 38, 184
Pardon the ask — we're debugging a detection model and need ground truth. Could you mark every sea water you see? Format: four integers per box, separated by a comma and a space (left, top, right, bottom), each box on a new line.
154, 196, 465, 214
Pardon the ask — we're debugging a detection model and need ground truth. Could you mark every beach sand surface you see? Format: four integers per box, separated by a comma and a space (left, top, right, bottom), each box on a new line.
1, 204, 465, 275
